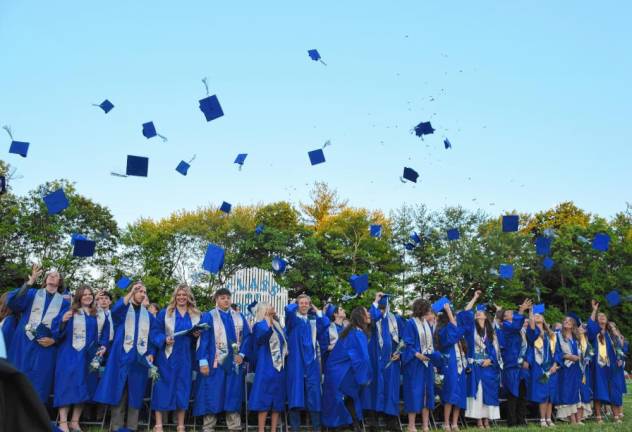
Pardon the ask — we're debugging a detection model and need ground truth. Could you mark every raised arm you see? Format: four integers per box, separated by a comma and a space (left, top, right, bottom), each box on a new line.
464, 290, 482, 311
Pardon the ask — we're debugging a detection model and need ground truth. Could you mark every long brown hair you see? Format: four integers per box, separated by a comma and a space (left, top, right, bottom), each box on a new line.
71, 285, 96, 316
0, 292, 13, 321
166, 284, 201, 317
340, 306, 370, 339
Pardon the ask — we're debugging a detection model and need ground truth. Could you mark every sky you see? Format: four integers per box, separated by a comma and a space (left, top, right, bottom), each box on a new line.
1, 1, 631, 226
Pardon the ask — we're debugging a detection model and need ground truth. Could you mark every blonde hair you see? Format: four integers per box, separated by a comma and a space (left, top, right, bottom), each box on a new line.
255, 302, 274, 322
166, 284, 201, 317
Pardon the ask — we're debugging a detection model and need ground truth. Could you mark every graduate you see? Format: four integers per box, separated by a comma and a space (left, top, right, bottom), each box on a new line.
587, 299, 624, 423
402, 298, 441, 432
150, 284, 202, 432
526, 304, 559, 428
464, 302, 502, 429
576, 323, 593, 422
554, 315, 583, 424
0, 292, 17, 355
608, 321, 628, 421
194, 288, 251, 432
248, 303, 288, 432
93, 281, 157, 432
95, 290, 114, 346
435, 291, 478, 432
363, 292, 404, 431
7, 264, 69, 403
54, 285, 109, 432
322, 306, 372, 432
318, 303, 345, 365
496, 299, 532, 427
284, 294, 327, 432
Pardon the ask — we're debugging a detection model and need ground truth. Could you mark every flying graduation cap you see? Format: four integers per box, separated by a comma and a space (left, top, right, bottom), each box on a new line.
444, 138, 452, 149
543, 256, 554, 271
202, 243, 225, 274
126, 155, 149, 177
432, 296, 451, 313
307, 49, 327, 65
502, 215, 519, 232
3, 126, 29, 157
535, 236, 552, 256
499, 264, 513, 279
175, 155, 196, 176
247, 300, 259, 315
370, 224, 382, 238
199, 78, 225, 122
142, 122, 167, 141
272, 257, 287, 274
404, 242, 415, 251
533, 303, 545, 315
93, 99, 114, 114
401, 167, 419, 183
606, 290, 621, 307
219, 201, 232, 214
308, 149, 326, 165
234, 153, 248, 170
410, 232, 422, 244
116, 276, 132, 289
413, 121, 435, 139
349, 273, 369, 296
43, 188, 69, 215
592, 233, 610, 252
255, 224, 265, 235
0, 175, 6, 195
73, 238, 96, 257
447, 228, 460, 241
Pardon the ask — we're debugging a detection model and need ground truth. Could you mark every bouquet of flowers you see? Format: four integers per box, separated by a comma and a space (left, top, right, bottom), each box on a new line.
24, 323, 35, 339
232, 343, 241, 375
384, 341, 406, 369
539, 370, 551, 384
89, 354, 103, 373
149, 364, 160, 381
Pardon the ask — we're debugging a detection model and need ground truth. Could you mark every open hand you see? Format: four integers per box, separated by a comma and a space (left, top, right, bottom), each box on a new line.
27, 264, 43, 285
37, 337, 55, 347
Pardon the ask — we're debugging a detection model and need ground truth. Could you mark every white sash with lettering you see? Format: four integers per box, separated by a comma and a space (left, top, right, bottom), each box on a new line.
269, 321, 288, 371
377, 310, 400, 349
559, 334, 576, 368
211, 308, 243, 368
97, 309, 114, 342
26, 289, 63, 340
165, 309, 200, 359
413, 317, 434, 366
123, 304, 150, 355
72, 310, 87, 351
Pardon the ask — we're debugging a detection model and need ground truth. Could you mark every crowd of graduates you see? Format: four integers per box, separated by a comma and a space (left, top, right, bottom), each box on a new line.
0, 264, 629, 432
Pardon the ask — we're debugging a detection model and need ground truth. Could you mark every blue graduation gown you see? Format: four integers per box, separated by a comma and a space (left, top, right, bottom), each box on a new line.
150, 308, 198, 411
284, 304, 326, 412
587, 318, 617, 404
53, 313, 107, 407
579, 340, 593, 404
498, 313, 526, 398
0, 315, 17, 356
7, 287, 70, 402
555, 335, 581, 406
438, 315, 467, 409
322, 329, 372, 427
464, 319, 501, 407
93, 299, 157, 409
193, 309, 251, 416
610, 340, 628, 406
525, 327, 559, 403
318, 317, 343, 367
248, 320, 287, 412
402, 318, 439, 413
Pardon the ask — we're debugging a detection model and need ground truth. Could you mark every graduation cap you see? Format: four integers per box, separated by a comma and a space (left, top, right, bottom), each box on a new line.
410, 232, 422, 244
592, 233, 610, 252
3, 126, 29, 157
535, 236, 552, 256
219, 201, 232, 214
533, 303, 545, 315
43, 188, 69, 215
271, 257, 287, 274
307, 49, 327, 65
370, 224, 382, 238
567, 312, 582, 326
70, 233, 87, 245
255, 224, 265, 235
116, 276, 132, 289
202, 243, 225, 274
378, 294, 390, 307
447, 228, 460, 241
401, 167, 419, 183
308, 149, 326, 165
73, 238, 96, 257
606, 290, 621, 307
142, 122, 167, 141
349, 273, 369, 295
444, 138, 452, 149
502, 215, 519, 232
93, 99, 114, 114
543, 256, 554, 271
325, 304, 337, 320
234, 153, 248, 170
476, 304, 487, 312
0, 175, 6, 195
404, 242, 415, 251
199, 95, 224, 122
175, 155, 196, 176
499, 264, 513, 279
432, 296, 450, 313
413, 121, 435, 139
247, 300, 259, 315
126, 155, 149, 177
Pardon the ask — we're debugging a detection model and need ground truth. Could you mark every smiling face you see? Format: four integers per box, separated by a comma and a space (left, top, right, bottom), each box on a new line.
96, 292, 111, 310
534, 314, 544, 325
475, 310, 487, 321
175, 288, 188, 307
216, 294, 231, 311
81, 289, 94, 308
597, 312, 608, 327
132, 283, 146, 305
298, 296, 311, 315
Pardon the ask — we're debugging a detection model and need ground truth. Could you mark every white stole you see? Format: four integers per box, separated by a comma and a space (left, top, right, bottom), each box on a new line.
165, 309, 200, 359
72, 310, 87, 351
328, 322, 339, 351
558, 334, 576, 368
269, 321, 288, 371
123, 304, 150, 354
413, 317, 434, 366
377, 310, 400, 349
97, 308, 114, 342
211, 308, 244, 368
26, 289, 63, 340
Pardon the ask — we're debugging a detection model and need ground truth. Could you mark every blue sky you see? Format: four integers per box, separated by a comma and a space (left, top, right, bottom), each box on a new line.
1, 1, 630, 226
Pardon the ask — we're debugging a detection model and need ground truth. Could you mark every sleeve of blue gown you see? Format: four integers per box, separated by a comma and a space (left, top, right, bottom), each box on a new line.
503, 313, 525, 333
285, 303, 299, 332
239, 314, 252, 357
254, 320, 274, 345
53, 314, 70, 342
51, 301, 70, 343
402, 320, 417, 366
7, 287, 34, 312
98, 317, 110, 348
197, 313, 213, 365
526, 327, 540, 345
110, 298, 128, 326
441, 322, 465, 347
348, 331, 371, 386
147, 314, 158, 357
369, 304, 383, 322
315, 313, 328, 338
150, 309, 167, 350
623, 341, 629, 354
586, 318, 599, 342
554, 337, 565, 366
456, 310, 474, 331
